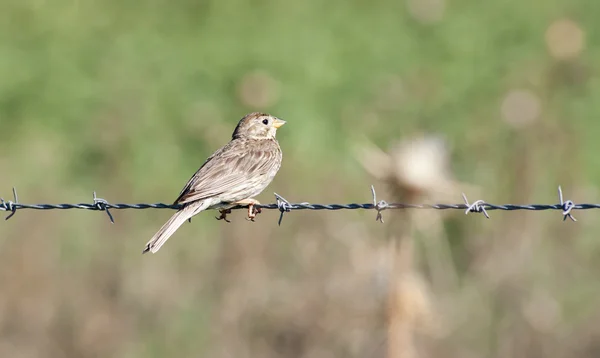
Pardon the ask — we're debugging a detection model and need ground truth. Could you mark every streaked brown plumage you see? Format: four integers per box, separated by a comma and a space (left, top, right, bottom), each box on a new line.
143, 112, 285, 254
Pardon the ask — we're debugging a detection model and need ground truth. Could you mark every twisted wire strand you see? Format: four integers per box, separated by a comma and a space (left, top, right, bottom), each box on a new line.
0, 185, 589, 224
3, 202, 600, 211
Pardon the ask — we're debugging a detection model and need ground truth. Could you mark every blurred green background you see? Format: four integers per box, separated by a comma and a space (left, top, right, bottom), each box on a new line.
1, 0, 599, 357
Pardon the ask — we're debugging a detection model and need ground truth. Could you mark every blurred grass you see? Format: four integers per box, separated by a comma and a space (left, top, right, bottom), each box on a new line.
1, 0, 600, 357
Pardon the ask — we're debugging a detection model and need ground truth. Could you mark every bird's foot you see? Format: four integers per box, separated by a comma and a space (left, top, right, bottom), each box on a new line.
232, 198, 262, 222
215, 208, 232, 223
246, 204, 262, 222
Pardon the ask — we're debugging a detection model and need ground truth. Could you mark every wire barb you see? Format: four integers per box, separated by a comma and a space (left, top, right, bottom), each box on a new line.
371, 185, 388, 223
462, 193, 490, 219
558, 186, 576, 222
93, 191, 114, 224
0, 187, 19, 220
274, 193, 292, 226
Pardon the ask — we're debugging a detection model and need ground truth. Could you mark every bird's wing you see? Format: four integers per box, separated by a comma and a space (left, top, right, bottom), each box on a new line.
174, 139, 281, 205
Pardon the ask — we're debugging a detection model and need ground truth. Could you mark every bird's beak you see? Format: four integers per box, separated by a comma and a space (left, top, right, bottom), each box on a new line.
273, 118, 286, 129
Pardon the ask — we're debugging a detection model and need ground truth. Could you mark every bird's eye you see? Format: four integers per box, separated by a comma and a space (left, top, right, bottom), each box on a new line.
262, 119, 269, 125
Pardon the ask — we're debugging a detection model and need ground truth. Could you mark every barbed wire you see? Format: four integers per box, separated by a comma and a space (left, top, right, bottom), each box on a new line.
0, 186, 590, 225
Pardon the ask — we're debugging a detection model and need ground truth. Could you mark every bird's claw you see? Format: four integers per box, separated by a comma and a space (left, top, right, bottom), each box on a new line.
215, 209, 232, 223
246, 204, 262, 222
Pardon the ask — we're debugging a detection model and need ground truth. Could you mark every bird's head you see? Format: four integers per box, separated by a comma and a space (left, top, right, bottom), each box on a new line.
232, 112, 286, 140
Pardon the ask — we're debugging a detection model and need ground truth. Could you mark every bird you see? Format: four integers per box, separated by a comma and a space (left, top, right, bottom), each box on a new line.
143, 112, 286, 254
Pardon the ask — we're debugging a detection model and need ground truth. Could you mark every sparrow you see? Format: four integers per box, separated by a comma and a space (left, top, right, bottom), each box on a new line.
143, 112, 285, 254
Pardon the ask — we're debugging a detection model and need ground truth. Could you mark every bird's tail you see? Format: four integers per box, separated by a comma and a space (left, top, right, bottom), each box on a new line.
143, 201, 209, 254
